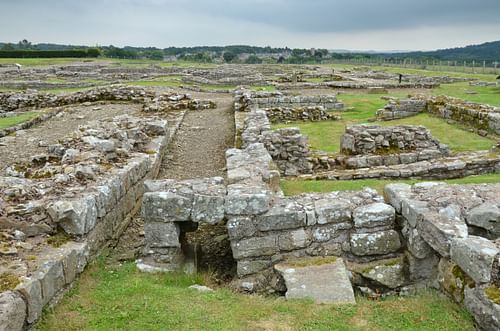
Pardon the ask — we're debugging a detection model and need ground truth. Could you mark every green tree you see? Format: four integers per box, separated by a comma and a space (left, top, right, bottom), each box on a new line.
223, 51, 236, 63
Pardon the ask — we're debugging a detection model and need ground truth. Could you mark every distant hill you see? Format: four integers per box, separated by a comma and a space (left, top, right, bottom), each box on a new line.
379, 40, 500, 62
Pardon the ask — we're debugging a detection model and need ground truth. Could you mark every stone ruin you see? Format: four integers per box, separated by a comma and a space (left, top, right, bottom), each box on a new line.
377, 95, 500, 135
339, 124, 450, 169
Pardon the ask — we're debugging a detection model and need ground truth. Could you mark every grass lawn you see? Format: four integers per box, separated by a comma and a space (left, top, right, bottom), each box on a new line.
36, 259, 474, 331
281, 173, 500, 196
432, 82, 500, 107
0, 112, 39, 129
273, 93, 496, 153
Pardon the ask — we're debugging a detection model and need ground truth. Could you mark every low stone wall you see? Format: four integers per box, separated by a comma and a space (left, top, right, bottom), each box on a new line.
0, 80, 97, 91
302, 151, 500, 181
340, 124, 448, 156
275, 81, 439, 90
377, 96, 500, 135
0, 112, 178, 329
264, 106, 339, 123
376, 98, 427, 120
240, 109, 312, 176
234, 90, 344, 112
425, 96, 500, 135
384, 182, 500, 331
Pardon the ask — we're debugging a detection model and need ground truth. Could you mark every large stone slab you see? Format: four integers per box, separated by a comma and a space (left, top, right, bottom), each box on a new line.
142, 191, 193, 222
46, 195, 98, 235
464, 285, 500, 331
417, 213, 468, 257
256, 199, 306, 232
314, 199, 351, 225
274, 257, 355, 304
450, 236, 499, 284
231, 235, 278, 259
225, 184, 272, 216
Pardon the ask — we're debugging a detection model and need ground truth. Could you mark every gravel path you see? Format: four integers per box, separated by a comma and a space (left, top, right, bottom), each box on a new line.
158, 94, 235, 179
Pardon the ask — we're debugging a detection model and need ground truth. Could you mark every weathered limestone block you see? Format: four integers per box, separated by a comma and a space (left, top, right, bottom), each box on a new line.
312, 223, 351, 242
450, 236, 499, 284
46, 195, 98, 235
278, 229, 311, 251
36, 259, 65, 306
353, 203, 395, 229
438, 258, 474, 303
61, 242, 88, 285
466, 202, 500, 237
401, 199, 429, 228
226, 216, 256, 240
405, 250, 440, 284
384, 183, 412, 213
15, 277, 42, 324
274, 258, 356, 304
464, 285, 500, 331
231, 235, 278, 259
191, 184, 226, 225
144, 222, 180, 248
417, 213, 468, 257
225, 184, 272, 216
237, 259, 271, 277
256, 199, 306, 231
350, 230, 401, 256
0, 291, 26, 331
142, 191, 193, 222
314, 199, 351, 225
407, 227, 434, 259
359, 257, 406, 288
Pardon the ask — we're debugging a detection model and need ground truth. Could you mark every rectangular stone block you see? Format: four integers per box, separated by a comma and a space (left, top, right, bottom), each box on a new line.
451, 236, 499, 284
226, 216, 256, 240
314, 199, 351, 225
237, 259, 271, 277
383, 183, 412, 213
256, 200, 306, 232
142, 191, 193, 222
418, 213, 468, 257
225, 184, 272, 216
278, 229, 311, 251
145, 222, 180, 248
15, 277, 42, 324
231, 235, 278, 259
36, 259, 66, 306
353, 202, 395, 229
0, 291, 26, 331
312, 223, 351, 242
350, 230, 401, 256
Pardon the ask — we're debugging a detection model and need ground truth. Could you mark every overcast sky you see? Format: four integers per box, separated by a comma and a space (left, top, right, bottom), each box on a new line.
1, 0, 499, 51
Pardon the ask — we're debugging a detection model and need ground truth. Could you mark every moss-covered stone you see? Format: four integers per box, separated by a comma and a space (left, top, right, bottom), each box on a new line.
0, 272, 21, 291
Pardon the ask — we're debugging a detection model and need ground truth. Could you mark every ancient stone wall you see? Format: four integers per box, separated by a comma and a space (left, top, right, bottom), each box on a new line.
377, 96, 500, 135
384, 182, 500, 331
376, 98, 427, 120
264, 106, 339, 123
0, 110, 179, 329
234, 90, 344, 112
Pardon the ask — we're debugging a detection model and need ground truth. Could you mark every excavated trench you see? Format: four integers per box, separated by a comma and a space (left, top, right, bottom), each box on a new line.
114, 93, 237, 282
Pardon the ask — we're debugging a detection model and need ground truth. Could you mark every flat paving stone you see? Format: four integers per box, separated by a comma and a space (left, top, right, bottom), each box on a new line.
275, 257, 356, 304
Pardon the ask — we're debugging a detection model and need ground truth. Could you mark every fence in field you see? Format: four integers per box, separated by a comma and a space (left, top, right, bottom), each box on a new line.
330, 58, 500, 75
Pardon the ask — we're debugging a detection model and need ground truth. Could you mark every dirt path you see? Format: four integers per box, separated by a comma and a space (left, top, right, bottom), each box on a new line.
158, 94, 234, 180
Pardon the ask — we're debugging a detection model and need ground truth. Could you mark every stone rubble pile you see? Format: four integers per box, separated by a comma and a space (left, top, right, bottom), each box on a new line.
142, 93, 216, 113
376, 98, 427, 120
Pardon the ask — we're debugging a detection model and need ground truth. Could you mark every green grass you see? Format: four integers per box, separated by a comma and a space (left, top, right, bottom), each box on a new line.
432, 82, 500, 107
0, 112, 38, 129
281, 173, 500, 195
36, 259, 474, 331
327, 63, 498, 82
273, 92, 496, 153
0, 58, 98, 66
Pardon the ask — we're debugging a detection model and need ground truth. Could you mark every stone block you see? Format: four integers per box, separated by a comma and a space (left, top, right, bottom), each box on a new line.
0, 291, 26, 331
314, 199, 351, 225
360, 257, 406, 289
353, 202, 395, 229
407, 228, 434, 259
450, 236, 499, 284
237, 259, 271, 277
350, 230, 401, 256
46, 195, 98, 235
256, 200, 306, 231
231, 235, 278, 259
466, 202, 500, 237
225, 184, 272, 216
405, 250, 439, 283
145, 222, 180, 248
142, 191, 193, 222
226, 216, 256, 240
383, 183, 411, 213
464, 285, 500, 331
36, 259, 65, 306
401, 199, 429, 228
418, 213, 468, 257
312, 223, 351, 242
15, 277, 42, 324
278, 229, 311, 251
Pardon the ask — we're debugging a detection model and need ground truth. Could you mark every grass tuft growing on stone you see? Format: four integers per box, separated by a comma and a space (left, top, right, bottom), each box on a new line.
36, 258, 475, 331
283, 256, 337, 268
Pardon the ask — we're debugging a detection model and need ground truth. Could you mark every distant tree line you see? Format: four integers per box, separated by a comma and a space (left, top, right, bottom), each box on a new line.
0, 39, 498, 64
